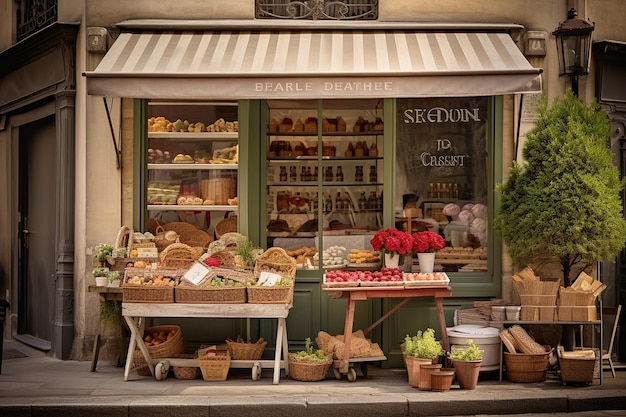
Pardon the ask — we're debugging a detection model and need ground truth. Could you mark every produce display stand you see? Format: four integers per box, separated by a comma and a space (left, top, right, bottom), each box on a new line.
122, 302, 291, 384
322, 285, 452, 382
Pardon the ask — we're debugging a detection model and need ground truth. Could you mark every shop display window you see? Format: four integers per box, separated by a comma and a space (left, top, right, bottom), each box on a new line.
145, 101, 238, 236
265, 99, 384, 269
395, 97, 490, 273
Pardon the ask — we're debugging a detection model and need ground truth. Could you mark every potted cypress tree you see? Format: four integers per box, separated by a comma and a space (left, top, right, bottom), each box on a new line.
495, 91, 626, 287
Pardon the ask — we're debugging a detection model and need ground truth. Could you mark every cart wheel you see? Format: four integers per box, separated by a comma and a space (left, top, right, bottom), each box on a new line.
346, 367, 357, 382
333, 367, 342, 380
360, 363, 368, 377
155, 361, 169, 381
252, 363, 262, 381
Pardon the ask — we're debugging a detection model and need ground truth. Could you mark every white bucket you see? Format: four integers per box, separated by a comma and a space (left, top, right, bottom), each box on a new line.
447, 325, 501, 372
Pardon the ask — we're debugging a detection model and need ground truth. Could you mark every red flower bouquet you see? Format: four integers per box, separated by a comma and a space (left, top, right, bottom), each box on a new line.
370, 228, 413, 255
412, 230, 445, 253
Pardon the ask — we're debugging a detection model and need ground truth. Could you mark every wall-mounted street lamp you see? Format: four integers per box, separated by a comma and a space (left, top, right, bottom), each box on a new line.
553, 8, 595, 96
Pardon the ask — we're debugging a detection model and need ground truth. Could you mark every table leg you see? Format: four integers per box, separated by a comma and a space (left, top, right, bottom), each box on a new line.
340, 296, 357, 374
273, 318, 285, 384
282, 318, 289, 377
90, 334, 101, 372
123, 316, 139, 381
434, 297, 449, 352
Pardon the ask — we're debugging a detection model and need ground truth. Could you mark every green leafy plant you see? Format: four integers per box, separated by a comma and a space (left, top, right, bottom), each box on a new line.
93, 243, 114, 263
210, 276, 244, 287
403, 328, 444, 360
495, 91, 626, 286
290, 337, 329, 362
449, 339, 483, 361
234, 238, 259, 267
92, 267, 109, 278
99, 300, 122, 324
107, 271, 120, 283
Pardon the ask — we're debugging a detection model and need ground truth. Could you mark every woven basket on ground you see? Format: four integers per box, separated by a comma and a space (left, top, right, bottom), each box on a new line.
198, 350, 231, 381
226, 336, 267, 360
172, 353, 200, 380
133, 325, 184, 376
504, 347, 551, 383
254, 247, 297, 279
288, 355, 332, 381
160, 242, 199, 268
558, 346, 597, 384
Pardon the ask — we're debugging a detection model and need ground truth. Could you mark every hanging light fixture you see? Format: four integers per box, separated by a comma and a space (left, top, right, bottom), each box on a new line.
553, 8, 595, 96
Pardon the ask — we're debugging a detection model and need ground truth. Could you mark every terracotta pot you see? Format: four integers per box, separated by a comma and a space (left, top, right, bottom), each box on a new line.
430, 368, 456, 392
418, 363, 442, 391
405, 356, 432, 387
452, 360, 482, 390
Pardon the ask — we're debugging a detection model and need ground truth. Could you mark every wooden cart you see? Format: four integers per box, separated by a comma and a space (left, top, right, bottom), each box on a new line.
323, 285, 452, 382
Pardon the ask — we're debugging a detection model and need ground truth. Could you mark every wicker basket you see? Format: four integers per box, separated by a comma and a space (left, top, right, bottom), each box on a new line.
122, 268, 179, 303
504, 348, 551, 383
133, 325, 184, 376
210, 250, 237, 267
172, 353, 200, 380
215, 216, 238, 239
200, 178, 236, 205
226, 337, 267, 360
254, 247, 297, 279
198, 351, 231, 381
115, 225, 133, 256
247, 282, 294, 304
175, 283, 246, 304
160, 242, 199, 268
211, 267, 254, 285
558, 347, 597, 384
288, 355, 332, 381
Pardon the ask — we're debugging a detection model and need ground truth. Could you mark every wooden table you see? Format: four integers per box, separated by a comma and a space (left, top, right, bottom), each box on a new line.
122, 302, 291, 384
323, 285, 452, 381
88, 286, 124, 372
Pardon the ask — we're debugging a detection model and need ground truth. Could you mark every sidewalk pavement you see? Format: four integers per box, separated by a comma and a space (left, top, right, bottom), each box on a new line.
1, 340, 625, 417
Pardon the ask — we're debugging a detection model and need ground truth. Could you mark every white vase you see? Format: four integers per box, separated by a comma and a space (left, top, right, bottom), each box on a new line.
384, 252, 400, 268
95, 277, 108, 287
417, 252, 435, 273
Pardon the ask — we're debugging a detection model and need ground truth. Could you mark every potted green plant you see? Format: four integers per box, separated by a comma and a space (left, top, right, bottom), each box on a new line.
495, 91, 626, 287
107, 270, 121, 287
93, 267, 110, 286
288, 337, 332, 381
93, 243, 114, 268
449, 339, 484, 390
403, 328, 444, 388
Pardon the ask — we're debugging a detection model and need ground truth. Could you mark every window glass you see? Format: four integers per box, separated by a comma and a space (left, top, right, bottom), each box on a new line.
395, 97, 489, 273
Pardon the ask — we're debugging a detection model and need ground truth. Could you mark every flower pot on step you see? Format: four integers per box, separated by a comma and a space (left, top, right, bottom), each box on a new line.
452, 360, 482, 390
430, 368, 456, 392
418, 363, 442, 390
405, 356, 432, 387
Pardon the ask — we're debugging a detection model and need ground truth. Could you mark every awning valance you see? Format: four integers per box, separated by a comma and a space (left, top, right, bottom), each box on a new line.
85, 30, 542, 99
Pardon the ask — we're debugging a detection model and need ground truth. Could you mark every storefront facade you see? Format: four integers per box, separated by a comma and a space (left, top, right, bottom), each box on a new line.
0, 1, 624, 363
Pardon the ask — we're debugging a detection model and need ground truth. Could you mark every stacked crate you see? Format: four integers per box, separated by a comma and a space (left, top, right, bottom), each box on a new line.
557, 272, 605, 321
512, 267, 559, 321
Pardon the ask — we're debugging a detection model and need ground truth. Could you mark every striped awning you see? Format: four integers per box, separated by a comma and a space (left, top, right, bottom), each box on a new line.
85, 30, 542, 99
